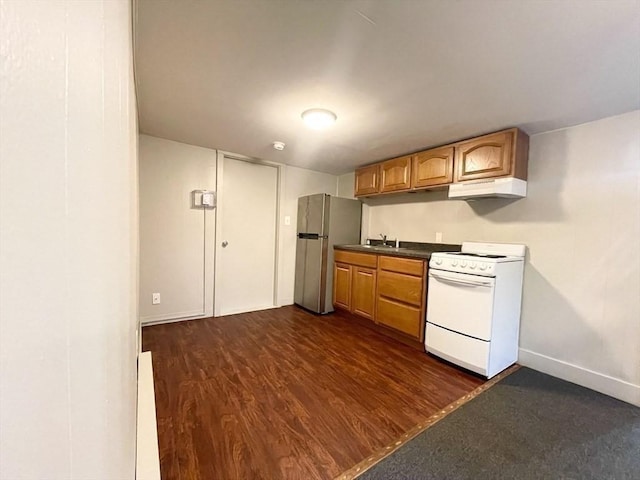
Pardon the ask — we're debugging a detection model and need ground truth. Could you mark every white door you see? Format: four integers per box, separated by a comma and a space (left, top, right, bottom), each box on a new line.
215, 154, 279, 316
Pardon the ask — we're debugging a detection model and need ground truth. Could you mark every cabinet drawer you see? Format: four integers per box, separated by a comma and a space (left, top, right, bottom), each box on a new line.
379, 256, 424, 276
377, 297, 422, 338
377, 270, 423, 306
335, 250, 377, 268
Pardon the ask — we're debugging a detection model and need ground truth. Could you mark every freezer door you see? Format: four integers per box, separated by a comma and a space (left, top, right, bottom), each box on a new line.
297, 194, 328, 235
293, 237, 328, 313
296, 195, 309, 233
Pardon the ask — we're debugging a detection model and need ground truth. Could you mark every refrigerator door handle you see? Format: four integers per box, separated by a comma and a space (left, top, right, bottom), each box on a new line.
297, 233, 328, 239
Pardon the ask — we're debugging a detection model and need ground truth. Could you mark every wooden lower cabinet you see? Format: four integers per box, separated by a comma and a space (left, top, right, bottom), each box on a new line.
376, 256, 427, 342
333, 263, 352, 310
333, 250, 378, 320
333, 250, 428, 344
351, 267, 377, 320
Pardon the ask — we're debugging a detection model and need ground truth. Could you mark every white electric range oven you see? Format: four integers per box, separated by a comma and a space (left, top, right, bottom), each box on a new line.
425, 242, 526, 378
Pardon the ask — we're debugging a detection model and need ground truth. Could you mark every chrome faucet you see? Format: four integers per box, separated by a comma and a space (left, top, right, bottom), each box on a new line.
379, 233, 387, 244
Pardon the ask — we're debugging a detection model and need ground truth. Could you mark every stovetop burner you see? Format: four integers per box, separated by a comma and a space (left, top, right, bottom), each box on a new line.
449, 252, 507, 259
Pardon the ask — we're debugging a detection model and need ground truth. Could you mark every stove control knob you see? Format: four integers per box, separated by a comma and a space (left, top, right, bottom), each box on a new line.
479, 263, 487, 270
435, 258, 442, 265
461, 260, 467, 267
451, 260, 458, 267
470, 262, 477, 269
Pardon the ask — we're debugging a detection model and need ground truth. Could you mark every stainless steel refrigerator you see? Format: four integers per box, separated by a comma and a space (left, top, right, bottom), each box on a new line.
294, 194, 362, 314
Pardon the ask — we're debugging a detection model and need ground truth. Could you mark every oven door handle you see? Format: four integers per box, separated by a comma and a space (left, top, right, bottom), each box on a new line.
430, 271, 494, 287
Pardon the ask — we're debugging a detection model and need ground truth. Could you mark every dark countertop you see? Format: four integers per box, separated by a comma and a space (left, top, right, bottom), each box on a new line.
334, 241, 461, 260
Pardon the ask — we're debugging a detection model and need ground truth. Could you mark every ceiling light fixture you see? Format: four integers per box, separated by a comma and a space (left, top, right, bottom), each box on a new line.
301, 108, 337, 130
272, 141, 286, 151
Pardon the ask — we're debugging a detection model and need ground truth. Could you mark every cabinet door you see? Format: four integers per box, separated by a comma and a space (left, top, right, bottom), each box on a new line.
455, 130, 514, 182
354, 165, 380, 197
333, 263, 352, 310
412, 146, 454, 188
380, 155, 412, 193
352, 267, 376, 320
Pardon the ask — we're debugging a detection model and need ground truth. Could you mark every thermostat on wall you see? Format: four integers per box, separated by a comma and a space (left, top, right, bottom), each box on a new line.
192, 190, 216, 209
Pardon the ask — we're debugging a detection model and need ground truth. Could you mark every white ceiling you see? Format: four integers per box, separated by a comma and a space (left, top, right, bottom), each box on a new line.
134, 0, 640, 174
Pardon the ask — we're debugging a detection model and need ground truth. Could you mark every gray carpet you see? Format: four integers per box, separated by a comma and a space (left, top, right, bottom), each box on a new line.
359, 367, 640, 480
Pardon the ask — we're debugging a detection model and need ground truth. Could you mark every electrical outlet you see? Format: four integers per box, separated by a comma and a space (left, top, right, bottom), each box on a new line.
284, 215, 291, 226
152, 293, 161, 305
435, 232, 443, 242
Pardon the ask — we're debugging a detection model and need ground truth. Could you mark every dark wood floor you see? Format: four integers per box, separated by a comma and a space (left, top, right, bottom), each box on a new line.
143, 305, 484, 480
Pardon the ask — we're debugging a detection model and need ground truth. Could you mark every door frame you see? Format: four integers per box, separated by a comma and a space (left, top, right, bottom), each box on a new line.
213, 150, 282, 316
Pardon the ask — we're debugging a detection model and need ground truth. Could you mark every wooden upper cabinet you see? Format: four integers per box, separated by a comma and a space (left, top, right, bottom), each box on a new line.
354, 127, 528, 197
411, 146, 454, 189
380, 155, 412, 193
454, 128, 528, 182
354, 164, 380, 197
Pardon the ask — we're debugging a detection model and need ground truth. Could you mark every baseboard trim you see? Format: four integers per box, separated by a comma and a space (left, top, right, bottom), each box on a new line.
518, 348, 640, 406
136, 352, 160, 480
215, 304, 277, 317
140, 309, 206, 325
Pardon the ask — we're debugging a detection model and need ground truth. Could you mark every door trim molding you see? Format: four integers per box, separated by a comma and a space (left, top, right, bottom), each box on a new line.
214, 151, 282, 317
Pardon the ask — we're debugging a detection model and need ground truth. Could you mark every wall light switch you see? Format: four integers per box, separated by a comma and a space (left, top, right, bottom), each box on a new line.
435, 232, 443, 242
284, 215, 291, 226
191, 190, 216, 209
152, 293, 161, 305
202, 192, 215, 206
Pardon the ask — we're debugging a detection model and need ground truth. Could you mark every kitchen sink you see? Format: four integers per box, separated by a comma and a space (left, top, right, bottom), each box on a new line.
359, 244, 404, 250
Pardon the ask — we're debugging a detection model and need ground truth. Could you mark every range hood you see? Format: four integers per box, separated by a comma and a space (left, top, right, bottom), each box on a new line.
448, 177, 527, 200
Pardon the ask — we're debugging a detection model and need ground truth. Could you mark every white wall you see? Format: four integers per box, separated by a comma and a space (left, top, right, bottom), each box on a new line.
139, 135, 216, 323
337, 172, 356, 199
0, 1, 138, 478
337, 171, 370, 243
363, 110, 640, 405
277, 166, 338, 305
139, 137, 338, 315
